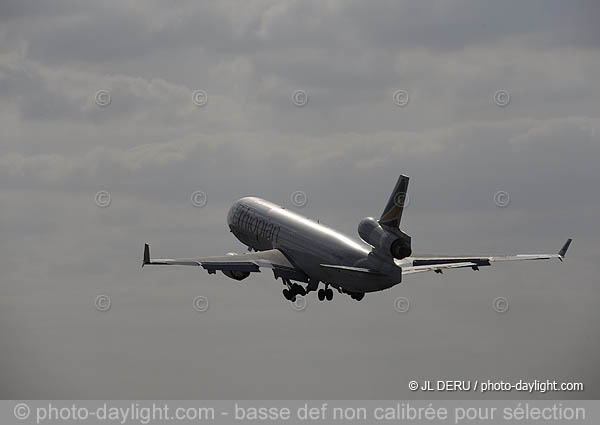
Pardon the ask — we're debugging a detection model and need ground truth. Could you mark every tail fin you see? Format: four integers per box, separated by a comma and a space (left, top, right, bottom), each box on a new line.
379, 174, 409, 228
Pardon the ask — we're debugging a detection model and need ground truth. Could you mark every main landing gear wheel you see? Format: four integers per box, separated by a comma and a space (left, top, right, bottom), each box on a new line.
325, 288, 333, 301
282, 279, 306, 302
282, 289, 296, 302
317, 289, 325, 301
318, 288, 334, 301
291, 283, 306, 296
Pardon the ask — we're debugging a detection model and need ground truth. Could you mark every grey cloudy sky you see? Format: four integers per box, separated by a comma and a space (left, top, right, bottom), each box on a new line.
1, 0, 599, 399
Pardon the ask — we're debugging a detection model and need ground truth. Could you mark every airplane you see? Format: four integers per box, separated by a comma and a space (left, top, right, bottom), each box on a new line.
142, 175, 572, 302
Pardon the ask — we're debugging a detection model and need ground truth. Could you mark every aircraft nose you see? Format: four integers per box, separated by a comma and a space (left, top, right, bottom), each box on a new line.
227, 200, 240, 227
227, 198, 248, 227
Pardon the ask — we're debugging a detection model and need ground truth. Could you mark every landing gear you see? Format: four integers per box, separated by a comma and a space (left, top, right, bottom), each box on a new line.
282, 278, 306, 302
283, 288, 295, 302
305, 279, 319, 294
318, 286, 334, 301
280, 278, 338, 302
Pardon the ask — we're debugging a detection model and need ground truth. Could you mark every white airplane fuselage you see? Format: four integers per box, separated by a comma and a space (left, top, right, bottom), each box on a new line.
227, 197, 403, 293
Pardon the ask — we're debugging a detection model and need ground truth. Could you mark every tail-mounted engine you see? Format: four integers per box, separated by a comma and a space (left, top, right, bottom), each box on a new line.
358, 216, 412, 259
359, 174, 412, 259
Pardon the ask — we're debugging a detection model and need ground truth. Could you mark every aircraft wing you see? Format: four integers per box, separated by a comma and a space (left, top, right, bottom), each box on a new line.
142, 244, 309, 281
401, 239, 572, 275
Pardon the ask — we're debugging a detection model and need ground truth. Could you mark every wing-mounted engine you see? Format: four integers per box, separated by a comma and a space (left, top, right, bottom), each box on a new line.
222, 252, 251, 281
358, 217, 412, 259
222, 270, 251, 281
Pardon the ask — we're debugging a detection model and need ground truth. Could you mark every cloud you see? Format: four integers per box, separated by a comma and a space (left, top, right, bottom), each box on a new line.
1, 116, 599, 216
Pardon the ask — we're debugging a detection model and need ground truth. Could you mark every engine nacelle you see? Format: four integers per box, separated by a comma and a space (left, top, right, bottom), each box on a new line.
222, 270, 251, 281
358, 217, 412, 259
222, 252, 250, 281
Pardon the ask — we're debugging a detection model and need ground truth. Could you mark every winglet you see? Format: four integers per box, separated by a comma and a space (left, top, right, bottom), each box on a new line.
558, 238, 572, 261
143, 243, 150, 267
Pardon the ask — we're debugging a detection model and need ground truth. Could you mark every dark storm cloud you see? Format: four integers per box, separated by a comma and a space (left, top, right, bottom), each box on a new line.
0, 0, 599, 400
